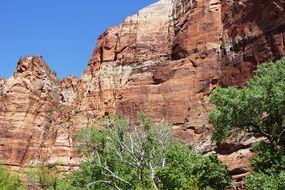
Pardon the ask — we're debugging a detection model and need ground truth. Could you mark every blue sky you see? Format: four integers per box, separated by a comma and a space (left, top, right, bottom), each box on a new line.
0, 0, 157, 79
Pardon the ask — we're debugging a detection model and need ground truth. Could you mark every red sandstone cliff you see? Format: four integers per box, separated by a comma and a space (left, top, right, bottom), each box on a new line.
0, 0, 285, 189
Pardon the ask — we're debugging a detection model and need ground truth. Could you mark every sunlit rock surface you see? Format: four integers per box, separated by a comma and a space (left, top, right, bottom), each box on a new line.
1, 0, 285, 188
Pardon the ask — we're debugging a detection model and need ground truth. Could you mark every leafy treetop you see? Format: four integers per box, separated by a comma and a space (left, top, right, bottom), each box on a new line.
65, 113, 230, 190
209, 58, 285, 145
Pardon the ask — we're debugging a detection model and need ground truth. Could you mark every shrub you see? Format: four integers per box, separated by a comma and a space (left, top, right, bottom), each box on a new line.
0, 164, 26, 190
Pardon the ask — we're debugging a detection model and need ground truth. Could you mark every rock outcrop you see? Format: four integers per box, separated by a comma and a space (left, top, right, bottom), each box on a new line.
1, 0, 285, 189
0, 57, 89, 172
0, 56, 61, 170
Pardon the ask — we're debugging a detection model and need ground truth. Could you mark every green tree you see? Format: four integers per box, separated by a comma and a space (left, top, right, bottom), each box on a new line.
209, 58, 285, 145
209, 58, 285, 189
244, 141, 285, 190
68, 114, 230, 190
156, 143, 230, 190
72, 114, 173, 190
0, 164, 26, 190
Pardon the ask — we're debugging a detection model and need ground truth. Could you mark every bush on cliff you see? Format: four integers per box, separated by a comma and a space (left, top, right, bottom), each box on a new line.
66, 113, 230, 190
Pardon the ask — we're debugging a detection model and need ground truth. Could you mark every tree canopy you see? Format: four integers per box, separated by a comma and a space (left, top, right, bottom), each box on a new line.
209, 57, 285, 145
244, 141, 285, 190
209, 58, 285, 189
65, 114, 230, 190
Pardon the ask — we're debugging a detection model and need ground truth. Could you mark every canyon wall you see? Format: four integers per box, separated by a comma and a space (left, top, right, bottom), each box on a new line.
1, 0, 285, 189
220, 0, 285, 86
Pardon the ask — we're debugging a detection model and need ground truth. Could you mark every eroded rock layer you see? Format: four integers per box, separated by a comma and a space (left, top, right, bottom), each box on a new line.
1, 0, 285, 189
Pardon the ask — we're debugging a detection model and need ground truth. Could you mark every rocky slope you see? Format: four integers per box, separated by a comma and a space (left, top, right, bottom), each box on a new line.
1, 0, 285, 189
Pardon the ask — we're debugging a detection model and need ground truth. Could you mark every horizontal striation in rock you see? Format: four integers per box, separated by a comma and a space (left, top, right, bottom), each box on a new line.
1, 1, 285, 189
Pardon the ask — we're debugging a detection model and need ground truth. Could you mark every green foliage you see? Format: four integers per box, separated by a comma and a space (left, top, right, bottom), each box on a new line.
69, 114, 230, 190
0, 164, 26, 190
73, 114, 173, 190
250, 141, 285, 174
209, 58, 285, 189
139, 112, 153, 130
245, 171, 285, 190
209, 57, 285, 144
26, 161, 61, 190
157, 143, 230, 190
244, 141, 285, 190
55, 179, 82, 190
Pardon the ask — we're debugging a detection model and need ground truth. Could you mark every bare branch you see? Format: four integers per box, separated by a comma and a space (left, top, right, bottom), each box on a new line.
96, 164, 134, 188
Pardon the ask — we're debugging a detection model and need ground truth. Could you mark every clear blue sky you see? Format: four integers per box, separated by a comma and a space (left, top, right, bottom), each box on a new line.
0, 0, 157, 79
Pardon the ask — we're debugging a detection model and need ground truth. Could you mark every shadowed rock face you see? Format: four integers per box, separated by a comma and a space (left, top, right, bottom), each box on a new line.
220, 0, 285, 87
0, 0, 285, 188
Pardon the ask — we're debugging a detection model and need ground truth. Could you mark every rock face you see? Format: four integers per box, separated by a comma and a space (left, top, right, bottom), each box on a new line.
0, 57, 88, 172
0, 56, 61, 169
0, 0, 285, 189
220, 0, 285, 86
